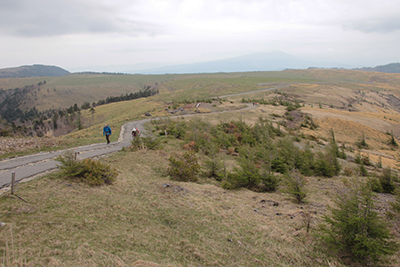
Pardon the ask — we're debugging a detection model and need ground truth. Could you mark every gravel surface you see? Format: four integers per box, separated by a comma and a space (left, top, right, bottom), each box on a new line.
0, 137, 63, 155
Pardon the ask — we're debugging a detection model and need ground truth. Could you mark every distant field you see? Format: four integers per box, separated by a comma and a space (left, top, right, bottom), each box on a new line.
6, 68, 394, 111
2, 68, 400, 158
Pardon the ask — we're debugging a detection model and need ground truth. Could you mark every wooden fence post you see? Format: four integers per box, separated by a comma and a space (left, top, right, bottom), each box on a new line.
11, 171, 15, 195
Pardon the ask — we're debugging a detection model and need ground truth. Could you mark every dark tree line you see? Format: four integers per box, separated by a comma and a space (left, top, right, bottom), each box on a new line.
92, 89, 159, 107
0, 85, 159, 137
0, 84, 42, 123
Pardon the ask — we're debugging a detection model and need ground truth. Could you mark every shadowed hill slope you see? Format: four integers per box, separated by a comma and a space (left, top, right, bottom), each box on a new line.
0, 65, 70, 78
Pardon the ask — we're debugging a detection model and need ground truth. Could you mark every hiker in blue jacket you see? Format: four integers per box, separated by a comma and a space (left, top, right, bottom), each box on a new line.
103, 124, 112, 144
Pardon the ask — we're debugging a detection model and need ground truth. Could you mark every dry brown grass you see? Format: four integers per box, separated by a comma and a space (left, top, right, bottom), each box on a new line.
3, 70, 400, 265
3, 144, 380, 266
299, 106, 400, 168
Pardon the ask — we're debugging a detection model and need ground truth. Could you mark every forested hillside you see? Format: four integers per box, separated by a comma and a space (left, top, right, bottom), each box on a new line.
0, 80, 159, 137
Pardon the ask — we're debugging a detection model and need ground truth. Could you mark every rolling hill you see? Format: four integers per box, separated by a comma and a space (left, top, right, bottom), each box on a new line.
355, 62, 400, 73
0, 64, 70, 78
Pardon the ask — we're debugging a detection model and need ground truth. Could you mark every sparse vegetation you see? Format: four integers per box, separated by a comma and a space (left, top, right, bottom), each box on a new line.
2, 69, 400, 265
356, 132, 369, 149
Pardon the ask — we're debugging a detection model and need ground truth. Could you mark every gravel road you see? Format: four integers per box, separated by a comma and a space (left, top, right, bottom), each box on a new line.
0, 102, 260, 192
0, 83, 291, 192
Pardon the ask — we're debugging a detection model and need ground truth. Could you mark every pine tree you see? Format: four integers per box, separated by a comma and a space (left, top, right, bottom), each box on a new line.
320, 180, 398, 265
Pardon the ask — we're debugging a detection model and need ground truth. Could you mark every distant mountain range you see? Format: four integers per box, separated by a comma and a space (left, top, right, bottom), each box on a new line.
132, 51, 349, 74
0, 64, 70, 78
1, 55, 400, 78
353, 63, 400, 73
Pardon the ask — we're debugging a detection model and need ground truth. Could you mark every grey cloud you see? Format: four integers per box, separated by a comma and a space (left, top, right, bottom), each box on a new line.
343, 16, 400, 33
0, 0, 162, 37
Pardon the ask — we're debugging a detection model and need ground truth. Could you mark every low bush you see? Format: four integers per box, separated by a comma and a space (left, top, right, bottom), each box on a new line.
281, 170, 307, 203
359, 162, 368, 177
356, 133, 369, 149
203, 145, 224, 180
342, 167, 354, 177
168, 151, 200, 182
55, 151, 117, 186
131, 125, 164, 151
369, 177, 383, 193
261, 173, 279, 192
379, 167, 396, 194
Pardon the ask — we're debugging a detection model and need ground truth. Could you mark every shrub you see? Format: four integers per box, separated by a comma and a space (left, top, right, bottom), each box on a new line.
168, 151, 200, 182
379, 167, 396, 194
356, 132, 369, 149
314, 154, 336, 177
359, 162, 368, 177
388, 130, 398, 147
142, 136, 164, 150
388, 188, 400, 230
203, 144, 224, 180
131, 136, 145, 151
225, 165, 262, 190
131, 125, 164, 151
320, 180, 398, 265
355, 152, 372, 166
80, 159, 117, 185
203, 156, 224, 180
342, 167, 354, 177
271, 156, 288, 174
339, 145, 347, 159
295, 147, 314, 176
261, 173, 279, 192
55, 151, 117, 186
55, 150, 85, 177
369, 177, 383, 193
377, 155, 383, 168
314, 146, 341, 177
281, 170, 306, 203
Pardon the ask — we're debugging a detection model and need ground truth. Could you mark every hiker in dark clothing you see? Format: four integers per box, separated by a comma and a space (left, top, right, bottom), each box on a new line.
103, 124, 112, 144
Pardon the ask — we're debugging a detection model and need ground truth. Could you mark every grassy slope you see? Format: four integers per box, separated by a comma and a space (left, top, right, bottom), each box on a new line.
2, 69, 400, 265
1, 134, 350, 267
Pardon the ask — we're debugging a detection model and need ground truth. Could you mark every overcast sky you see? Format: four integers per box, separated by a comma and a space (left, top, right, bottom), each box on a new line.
1, 0, 399, 72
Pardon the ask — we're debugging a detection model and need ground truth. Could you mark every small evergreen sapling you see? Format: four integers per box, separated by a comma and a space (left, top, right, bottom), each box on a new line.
320, 180, 398, 265
282, 170, 307, 203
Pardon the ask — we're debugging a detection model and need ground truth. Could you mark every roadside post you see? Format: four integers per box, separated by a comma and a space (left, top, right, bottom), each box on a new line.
10, 171, 28, 203
11, 171, 15, 195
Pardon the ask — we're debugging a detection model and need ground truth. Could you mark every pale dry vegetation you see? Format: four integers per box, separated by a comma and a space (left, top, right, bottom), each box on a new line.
0, 147, 350, 266
2, 69, 400, 265
1, 139, 398, 266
